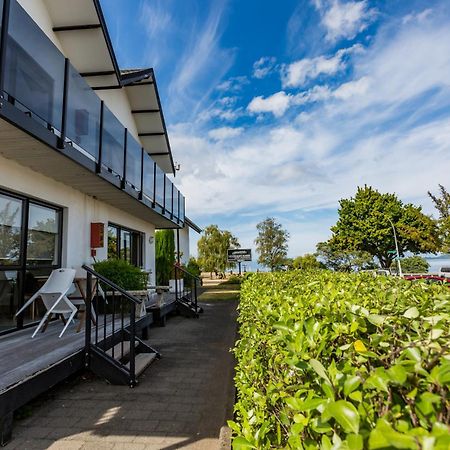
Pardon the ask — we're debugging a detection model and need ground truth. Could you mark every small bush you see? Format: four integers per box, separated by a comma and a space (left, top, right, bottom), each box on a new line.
223, 274, 242, 285
230, 271, 450, 449
93, 259, 147, 290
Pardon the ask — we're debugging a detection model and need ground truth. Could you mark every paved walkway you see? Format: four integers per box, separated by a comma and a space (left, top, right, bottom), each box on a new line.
6, 299, 238, 450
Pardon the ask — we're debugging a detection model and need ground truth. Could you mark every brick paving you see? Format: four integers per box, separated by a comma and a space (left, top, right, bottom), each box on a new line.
6, 299, 237, 450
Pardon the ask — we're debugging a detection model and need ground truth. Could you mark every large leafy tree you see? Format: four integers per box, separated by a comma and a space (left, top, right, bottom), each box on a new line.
255, 217, 289, 271
391, 255, 429, 274
292, 253, 324, 270
428, 184, 450, 253
316, 241, 375, 272
328, 186, 439, 269
197, 225, 239, 276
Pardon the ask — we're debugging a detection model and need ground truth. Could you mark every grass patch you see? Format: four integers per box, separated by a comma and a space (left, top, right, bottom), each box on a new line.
198, 281, 240, 302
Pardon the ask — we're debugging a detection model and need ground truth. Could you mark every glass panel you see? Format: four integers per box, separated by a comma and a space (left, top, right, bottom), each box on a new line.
173, 186, 179, 220
130, 232, 142, 267
4, 0, 65, 129
66, 63, 101, 160
0, 270, 19, 331
180, 193, 185, 222
126, 134, 142, 191
107, 225, 119, 259
121, 230, 131, 263
165, 178, 172, 215
0, 193, 22, 266
102, 105, 124, 176
143, 154, 154, 202
27, 203, 60, 267
155, 166, 165, 207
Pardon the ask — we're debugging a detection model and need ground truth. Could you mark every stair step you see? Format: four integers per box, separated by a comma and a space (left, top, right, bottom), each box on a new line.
106, 341, 132, 360
126, 352, 157, 376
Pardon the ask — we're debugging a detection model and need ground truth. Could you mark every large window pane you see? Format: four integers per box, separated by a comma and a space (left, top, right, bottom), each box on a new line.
165, 178, 172, 215
126, 134, 142, 191
66, 63, 101, 160
27, 203, 60, 267
0, 193, 22, 266
0, 270, 19, 331
107, 225, 119, 259
102, 106, 124, 176
121, 230, 131, 263
155, 166, 165, 207
4, 0, 65, 129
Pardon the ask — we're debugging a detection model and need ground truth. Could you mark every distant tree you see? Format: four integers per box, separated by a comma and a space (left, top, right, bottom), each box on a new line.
428, 184, 450, 253
316, 241, 376, 272
391, 255, 429, 274
185, 257, 201, 278
155, 230, 175, 285
0, 201, 21, 263
197, 225, 239, 277
292, 253, 324, 270
328, 186, 439, 269
255, 218, 289, 271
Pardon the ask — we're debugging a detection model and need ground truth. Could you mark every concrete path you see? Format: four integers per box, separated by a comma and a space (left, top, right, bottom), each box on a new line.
6, 299, 237, 450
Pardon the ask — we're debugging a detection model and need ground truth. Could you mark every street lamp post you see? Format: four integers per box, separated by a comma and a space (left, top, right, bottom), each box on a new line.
388, 218, 403, 277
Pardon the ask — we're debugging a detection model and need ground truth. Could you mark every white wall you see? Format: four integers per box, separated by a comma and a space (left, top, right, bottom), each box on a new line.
0, 156, 156, 283
17, 0, 65, 52
175, 227, 190, 266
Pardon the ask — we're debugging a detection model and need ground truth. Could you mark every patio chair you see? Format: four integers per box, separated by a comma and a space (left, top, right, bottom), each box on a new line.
16, 268, 77, 338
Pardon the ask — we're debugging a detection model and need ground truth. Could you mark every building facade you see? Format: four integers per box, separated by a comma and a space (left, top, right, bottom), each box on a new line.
0, 0, 195, 333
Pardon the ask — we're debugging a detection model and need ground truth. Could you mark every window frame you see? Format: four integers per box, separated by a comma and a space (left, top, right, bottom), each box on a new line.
107, 222, 144, 268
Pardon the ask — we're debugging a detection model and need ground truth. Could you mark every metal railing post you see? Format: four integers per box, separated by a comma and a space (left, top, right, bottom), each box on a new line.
129, 303, 136, 386
175, 264, 179, 301
85, 271, 92, 368
121, 128, 128, 189
58, 58, 70, 148
194, 277, 198, 312
139, 147, 144, 199
152, 162, 156, 207
96, 100, 104, 173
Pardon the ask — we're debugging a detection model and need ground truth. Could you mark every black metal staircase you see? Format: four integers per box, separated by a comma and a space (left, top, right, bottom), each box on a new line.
173, 264, 203, 318
82, 265, 159, 387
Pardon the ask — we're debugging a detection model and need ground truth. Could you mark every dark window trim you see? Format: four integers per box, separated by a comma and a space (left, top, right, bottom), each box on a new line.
107, 222, 144, 268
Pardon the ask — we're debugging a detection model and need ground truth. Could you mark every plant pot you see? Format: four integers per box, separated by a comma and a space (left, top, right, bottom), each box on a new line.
169, 279, 183, 293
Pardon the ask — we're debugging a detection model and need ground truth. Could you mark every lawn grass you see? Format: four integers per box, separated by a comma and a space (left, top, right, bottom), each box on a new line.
198, 281, 241, 302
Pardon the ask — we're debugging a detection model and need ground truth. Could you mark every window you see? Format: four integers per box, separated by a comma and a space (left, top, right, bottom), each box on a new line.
107, 223, 143, 267
0, 189, 62, 332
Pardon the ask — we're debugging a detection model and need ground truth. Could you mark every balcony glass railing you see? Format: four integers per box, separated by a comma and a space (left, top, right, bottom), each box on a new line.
0, 0, 185, 225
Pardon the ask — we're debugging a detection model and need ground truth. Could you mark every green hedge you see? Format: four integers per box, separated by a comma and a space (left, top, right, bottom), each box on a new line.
230, 271, 450, 449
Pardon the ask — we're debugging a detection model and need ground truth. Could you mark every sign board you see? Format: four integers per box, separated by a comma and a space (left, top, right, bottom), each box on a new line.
227, 248, 252, 262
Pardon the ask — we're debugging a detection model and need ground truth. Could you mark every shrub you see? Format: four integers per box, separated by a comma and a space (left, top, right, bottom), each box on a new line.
93, 259, 147, 290
223, 275, 243, 285
155, 230, 175, 285
230, 271, 450, 449
185, 257, 201, 278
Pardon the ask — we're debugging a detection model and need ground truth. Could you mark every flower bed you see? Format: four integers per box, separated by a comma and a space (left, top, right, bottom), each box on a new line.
230, 271, 450, 449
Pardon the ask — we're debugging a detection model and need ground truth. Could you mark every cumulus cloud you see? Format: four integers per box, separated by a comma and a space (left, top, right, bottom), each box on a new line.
208, 126, 244, 141
281, 44, 362, 88
247, 91, 292, 117
314, 0, 377, 41
252, 56, 277, 79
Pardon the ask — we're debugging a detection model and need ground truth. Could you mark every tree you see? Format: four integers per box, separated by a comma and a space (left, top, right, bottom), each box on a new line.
391, 255, 429, 274
428, 184, 450, 253
255, 218, 289, 271
292, 253, 324, 270
155, 229, 175, 285
197, 225, 239, 277
0, 200, 21, 263
327, 186, 439, 269
316, 241, 376, 272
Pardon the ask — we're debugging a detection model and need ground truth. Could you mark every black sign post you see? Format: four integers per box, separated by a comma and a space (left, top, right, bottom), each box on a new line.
227, 249, 252, 275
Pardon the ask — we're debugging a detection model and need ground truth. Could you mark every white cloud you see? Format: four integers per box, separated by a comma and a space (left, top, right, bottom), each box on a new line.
281, 44, 362, 88
403, 9, 433, 25
208, 127, 244, 141
315, 0, 377, 41
247, 91, 292, 117
217, 76, 249, 92
252, 57, 277, 79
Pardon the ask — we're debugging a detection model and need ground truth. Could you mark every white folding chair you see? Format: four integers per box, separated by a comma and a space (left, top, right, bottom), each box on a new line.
16, 268, 77, 338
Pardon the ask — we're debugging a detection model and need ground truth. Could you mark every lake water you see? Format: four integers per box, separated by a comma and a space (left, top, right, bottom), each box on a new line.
425, 257, 450, 273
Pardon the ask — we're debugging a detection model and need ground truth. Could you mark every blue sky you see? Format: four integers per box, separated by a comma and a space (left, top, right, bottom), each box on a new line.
102, 0, 450, 261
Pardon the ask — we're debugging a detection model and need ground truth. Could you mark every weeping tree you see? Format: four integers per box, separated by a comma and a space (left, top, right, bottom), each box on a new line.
155, 230, 175, 285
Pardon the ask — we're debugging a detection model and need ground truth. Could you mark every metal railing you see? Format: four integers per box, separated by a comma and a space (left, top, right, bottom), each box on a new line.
173, 264, 202, 314
0, 0, 185, 225
82, 264, 142, 385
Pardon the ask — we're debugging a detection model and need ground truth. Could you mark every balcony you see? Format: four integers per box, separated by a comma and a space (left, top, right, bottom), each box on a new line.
0, 0, 185, 228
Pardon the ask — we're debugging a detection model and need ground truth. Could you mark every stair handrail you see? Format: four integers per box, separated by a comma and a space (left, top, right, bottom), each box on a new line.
173, 263, 203, 284
82, 264, 141, 385
82, 264, 143, 304
173, 263, 201, 314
